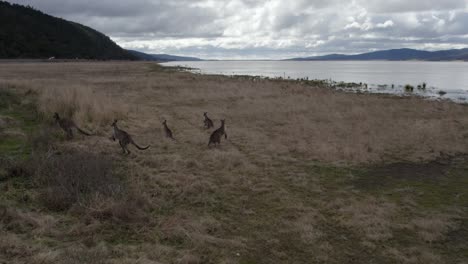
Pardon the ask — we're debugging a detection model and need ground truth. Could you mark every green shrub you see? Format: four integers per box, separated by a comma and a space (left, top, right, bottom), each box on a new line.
417, 82, 426, 90
404, 84, 414, 92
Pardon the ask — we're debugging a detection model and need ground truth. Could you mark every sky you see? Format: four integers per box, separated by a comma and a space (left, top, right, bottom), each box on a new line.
9, 0, 468, 59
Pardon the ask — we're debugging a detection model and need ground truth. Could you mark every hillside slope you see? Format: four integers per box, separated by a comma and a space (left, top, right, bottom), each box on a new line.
289, 48, 468, 61
0, 1, 136, 60
128, 50, 203, 61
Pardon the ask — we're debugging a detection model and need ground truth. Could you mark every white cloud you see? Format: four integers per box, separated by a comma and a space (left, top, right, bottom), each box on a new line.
376, 20, 394, 28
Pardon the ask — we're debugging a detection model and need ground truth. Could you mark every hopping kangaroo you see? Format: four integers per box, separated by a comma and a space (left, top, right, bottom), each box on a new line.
53, 112, 91, 139
203, 112, 214, 129
162, 120, 175, 140
111, 120, 149, 154
208, 119, 228, 147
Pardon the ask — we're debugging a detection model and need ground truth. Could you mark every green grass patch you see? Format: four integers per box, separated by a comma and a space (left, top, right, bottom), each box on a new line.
0, 89, 43, 158
349, 160, 468, 209
0, 89, 20, 109
0, 137, 28, 157
304, 160, 468, 212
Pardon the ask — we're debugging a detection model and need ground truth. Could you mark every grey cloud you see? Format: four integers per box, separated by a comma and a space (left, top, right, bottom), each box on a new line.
12, 0, 222, 36
13, 0, 157, 17
360, 0, 467, 13
7, 0, 468, 59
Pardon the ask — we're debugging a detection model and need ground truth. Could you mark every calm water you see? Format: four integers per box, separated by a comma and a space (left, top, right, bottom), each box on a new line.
162, 60, 468, 102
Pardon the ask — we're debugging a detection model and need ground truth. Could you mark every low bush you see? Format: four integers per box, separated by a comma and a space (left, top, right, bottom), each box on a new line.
26, 150, 147, 223
27, 125, 57, 153
404, 84, 414, 92
32, 151, 121, 211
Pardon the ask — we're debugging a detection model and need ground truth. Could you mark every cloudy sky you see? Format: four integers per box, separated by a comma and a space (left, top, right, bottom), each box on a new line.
9, 0, 468, 59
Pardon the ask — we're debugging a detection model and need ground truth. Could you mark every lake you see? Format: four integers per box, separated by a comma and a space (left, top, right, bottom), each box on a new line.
161, 60, 468, 102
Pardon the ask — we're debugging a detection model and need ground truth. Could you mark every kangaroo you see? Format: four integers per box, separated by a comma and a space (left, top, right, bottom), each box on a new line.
203, 112, 214, 129
208, 119, 228, 147
162, 120, 175, 140
111, 120, 149, 155
53, 112, 91, 139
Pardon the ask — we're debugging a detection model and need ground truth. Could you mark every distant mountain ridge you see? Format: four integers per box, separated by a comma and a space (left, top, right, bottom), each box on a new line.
288, 48, 468, 61
0, 1, 135, 60
128, 50, 203, 62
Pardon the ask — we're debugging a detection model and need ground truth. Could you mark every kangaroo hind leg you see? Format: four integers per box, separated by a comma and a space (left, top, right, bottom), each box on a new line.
119, 141, 127, 154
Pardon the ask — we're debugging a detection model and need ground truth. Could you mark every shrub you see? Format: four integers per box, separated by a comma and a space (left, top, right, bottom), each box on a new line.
2, 147, 146, 223
32, 151, 123, 211
417, 83, 426, 90
27, 125, 57, 153
404, 84, 414, 92
0, 157, 33, 182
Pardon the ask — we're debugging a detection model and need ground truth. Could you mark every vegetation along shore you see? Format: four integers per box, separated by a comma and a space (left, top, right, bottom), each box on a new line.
1, 61, 467, 263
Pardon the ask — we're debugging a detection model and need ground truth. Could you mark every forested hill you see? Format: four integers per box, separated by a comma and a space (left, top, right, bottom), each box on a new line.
288, 48, 468, 61
0, 1, 136, 60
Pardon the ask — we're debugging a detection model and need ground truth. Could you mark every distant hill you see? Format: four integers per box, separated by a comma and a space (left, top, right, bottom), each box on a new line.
288, 48, 468, 61
0, 1, 136, 60
128, 50, 203, 62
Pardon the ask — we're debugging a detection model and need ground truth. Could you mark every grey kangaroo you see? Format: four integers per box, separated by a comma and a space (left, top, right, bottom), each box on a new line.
162, 120, 175, 140
53, 112, 91, 139
111, 120, 149, 154
203, 112, 214, 129
208, 119, 228, 147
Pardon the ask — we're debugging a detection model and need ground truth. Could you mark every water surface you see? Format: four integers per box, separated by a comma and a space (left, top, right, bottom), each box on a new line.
162, 60, 468, 102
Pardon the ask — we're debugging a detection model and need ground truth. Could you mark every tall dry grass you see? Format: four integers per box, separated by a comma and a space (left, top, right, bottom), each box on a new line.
2, 62, 467, 164
37, 85, 127, 129
1, 61, 467, 264
0, 62, 131, 132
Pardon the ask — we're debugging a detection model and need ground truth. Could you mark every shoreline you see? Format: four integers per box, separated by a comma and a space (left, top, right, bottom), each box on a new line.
159, 62, 468, 104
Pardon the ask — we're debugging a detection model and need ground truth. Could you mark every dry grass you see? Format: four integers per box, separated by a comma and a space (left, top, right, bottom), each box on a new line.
410, 213, 458, 243
332, 196, 398, 242
0, 61, 467, 263
38, 85, 128, 129
2, 62, 468, 164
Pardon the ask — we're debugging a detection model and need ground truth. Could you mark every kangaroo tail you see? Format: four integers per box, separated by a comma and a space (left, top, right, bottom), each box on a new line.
132, 141, 150, 150
76, 127, 92, 136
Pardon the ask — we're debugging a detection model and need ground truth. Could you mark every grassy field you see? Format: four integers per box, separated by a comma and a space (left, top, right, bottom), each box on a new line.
1, 61, 467, 264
